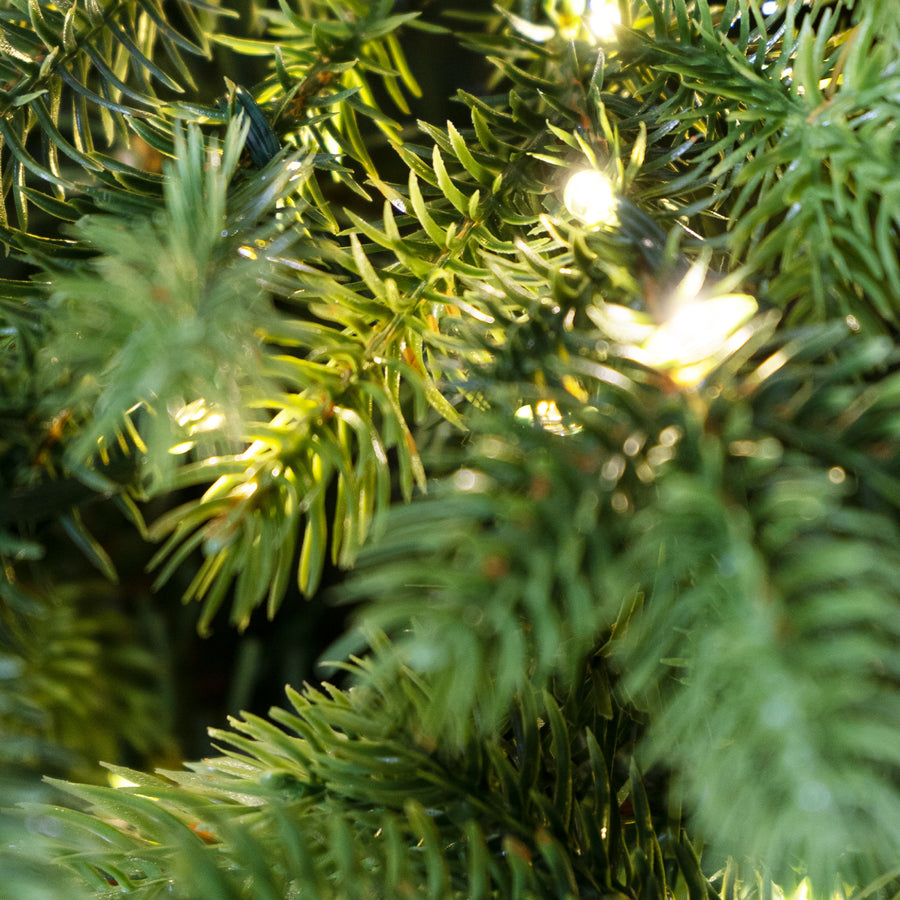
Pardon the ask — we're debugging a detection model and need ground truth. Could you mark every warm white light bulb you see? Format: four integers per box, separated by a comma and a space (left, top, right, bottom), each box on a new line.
587, 0, 622, 39
564, 170, 618, 227
640, 293, 758, 385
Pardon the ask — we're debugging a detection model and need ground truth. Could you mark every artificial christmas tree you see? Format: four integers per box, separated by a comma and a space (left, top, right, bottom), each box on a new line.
1, 0, 899, 897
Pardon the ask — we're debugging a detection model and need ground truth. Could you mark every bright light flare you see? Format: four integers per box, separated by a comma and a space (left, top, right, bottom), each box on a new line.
641, 295, 757, 365
639, 293, 758, 385
586, 0, 622, 39
589, 291, 759, 387
564, 170, 618, 227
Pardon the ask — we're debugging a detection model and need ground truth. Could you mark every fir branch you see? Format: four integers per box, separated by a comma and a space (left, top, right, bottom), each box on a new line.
40, 118, 297, 473
609, 325, 900, 887
24, 666, 715, 900
0, 0, 230, 245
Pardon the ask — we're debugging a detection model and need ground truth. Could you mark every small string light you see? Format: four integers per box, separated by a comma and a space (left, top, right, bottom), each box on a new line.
564, 161, 755, 387
637, 293, 758, 385
588, 291, 758, 387
586, 0, 622, 39
564, 169, 618, 227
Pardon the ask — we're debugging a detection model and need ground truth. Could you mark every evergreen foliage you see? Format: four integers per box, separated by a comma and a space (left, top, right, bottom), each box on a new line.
1, 0, 899, 898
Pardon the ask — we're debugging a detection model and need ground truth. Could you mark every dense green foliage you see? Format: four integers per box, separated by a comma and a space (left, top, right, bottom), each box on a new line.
2, 0, 899, 897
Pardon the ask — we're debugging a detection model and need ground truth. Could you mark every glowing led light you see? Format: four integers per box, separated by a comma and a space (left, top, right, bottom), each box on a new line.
588, 302, 655, 344
564, 170, 618, 227
768, 877, 834, 900
586, 0, 622, 39
589, 290, 758, 387
761, 0, 778, 14
638, 293, 758, 385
